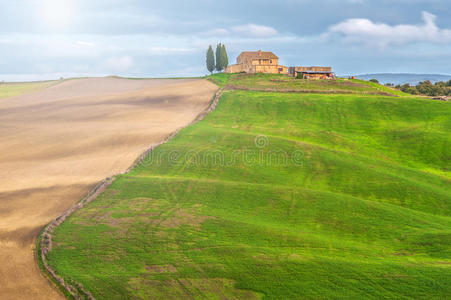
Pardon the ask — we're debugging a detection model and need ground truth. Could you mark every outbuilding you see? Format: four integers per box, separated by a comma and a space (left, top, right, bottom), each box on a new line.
288, 66, 334, 79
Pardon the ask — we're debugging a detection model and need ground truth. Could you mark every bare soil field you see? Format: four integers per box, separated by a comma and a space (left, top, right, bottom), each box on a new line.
0, 77, 217, 299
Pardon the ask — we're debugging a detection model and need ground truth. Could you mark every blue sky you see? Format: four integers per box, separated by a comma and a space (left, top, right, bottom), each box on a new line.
1, 0, 450, 81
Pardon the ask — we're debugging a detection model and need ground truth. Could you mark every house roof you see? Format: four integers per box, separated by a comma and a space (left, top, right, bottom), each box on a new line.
238, 50, 278, 60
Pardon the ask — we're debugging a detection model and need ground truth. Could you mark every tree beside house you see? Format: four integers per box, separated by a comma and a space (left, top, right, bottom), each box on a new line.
206, 43, 229, 73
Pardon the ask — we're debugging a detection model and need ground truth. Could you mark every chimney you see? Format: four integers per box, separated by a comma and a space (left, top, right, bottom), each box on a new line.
258, 50, 262, 56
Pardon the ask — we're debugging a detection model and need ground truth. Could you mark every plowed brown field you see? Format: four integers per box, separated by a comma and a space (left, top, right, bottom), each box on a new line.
0, 77, 217, 299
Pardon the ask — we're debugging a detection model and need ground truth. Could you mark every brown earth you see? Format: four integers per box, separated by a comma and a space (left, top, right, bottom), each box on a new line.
0, 77, 217, 299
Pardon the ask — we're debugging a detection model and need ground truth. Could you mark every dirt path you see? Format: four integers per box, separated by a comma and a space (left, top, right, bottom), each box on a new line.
0, 77, 218, 299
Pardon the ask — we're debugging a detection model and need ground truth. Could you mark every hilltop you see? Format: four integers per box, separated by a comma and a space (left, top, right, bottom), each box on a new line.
209, 73, 406, 96
45, 74, 450, 299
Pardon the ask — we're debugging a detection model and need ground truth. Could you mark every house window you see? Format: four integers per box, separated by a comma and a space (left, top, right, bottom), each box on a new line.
270, 60, 272, 64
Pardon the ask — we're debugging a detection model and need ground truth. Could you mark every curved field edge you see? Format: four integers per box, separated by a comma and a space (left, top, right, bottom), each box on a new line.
36, 89, 222, 299
36, 231, 77, 300
45, 85, 450, 299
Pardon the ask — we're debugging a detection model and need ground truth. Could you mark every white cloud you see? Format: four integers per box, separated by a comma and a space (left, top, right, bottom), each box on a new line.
77, 40, 95, 47
200, 28, 230, 37
201, 24, 278, 38
0, 39, 14, 44
232, 23, 278, 38
104, 56, 134, 72
328, 11, 451, 49
146, 47, 194, 55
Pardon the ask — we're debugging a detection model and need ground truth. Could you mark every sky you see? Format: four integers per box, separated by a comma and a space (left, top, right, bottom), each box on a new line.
1, 0, 450, 81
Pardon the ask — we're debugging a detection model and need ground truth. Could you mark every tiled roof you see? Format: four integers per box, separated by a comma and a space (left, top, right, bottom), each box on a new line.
239, 51, 278, 60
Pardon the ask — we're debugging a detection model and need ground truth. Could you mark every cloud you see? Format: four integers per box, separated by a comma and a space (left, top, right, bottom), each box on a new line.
201, 23, 278, 39
328, 11, 451, 49
77, 40, 95, 47
201, 28, 230, 37
104, 56, 134, 72
146, 47, 194, 55
232, 23, 278, 38
0, 39, 13, 44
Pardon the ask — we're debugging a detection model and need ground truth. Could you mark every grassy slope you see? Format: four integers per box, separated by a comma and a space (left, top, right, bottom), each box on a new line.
47, 75, 451, 299
0, 81, 55, 99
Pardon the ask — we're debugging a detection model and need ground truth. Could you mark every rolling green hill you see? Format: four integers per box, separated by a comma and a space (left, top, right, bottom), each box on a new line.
46, 75, 451, 299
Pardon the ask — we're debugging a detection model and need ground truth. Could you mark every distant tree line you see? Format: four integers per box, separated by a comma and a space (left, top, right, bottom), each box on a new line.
396, 80, 451, 96
371, 79, 451, 97
206, 44, 228, 74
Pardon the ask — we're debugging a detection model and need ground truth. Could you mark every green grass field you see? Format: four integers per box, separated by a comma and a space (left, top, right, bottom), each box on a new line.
0, 81, 55, 99
47, 75, 451, 299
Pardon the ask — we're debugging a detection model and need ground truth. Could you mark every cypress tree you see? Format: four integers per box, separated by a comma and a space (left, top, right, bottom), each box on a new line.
206, 45, 215, 74
215, 43, 223, 72
221, 44, 229, 70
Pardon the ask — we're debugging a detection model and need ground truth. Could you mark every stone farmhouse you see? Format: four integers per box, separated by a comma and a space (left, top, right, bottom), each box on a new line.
225, 50, 288, 74
225, 50, 334, 79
